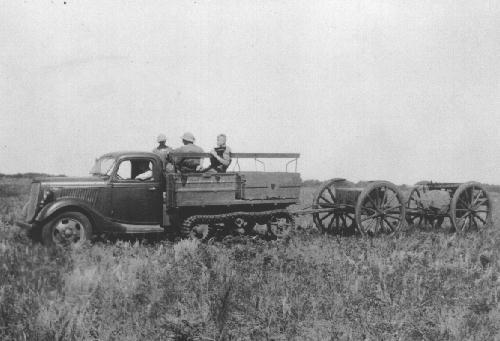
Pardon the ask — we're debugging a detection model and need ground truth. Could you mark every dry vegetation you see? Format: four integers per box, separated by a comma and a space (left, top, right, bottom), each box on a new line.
1, 178, 500, 340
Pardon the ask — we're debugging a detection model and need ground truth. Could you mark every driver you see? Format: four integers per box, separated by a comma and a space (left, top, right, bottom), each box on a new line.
135, 161, 153, 181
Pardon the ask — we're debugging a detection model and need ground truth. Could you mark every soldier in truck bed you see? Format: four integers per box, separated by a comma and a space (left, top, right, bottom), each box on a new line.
204, 134, 232, 173
170, 132, 204, 172
152, 133, 173, 170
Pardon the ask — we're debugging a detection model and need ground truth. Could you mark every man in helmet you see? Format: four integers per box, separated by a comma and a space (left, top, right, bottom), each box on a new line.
170, 132, 204, 172
203, 134, 232, 173
152, 134, 173, 170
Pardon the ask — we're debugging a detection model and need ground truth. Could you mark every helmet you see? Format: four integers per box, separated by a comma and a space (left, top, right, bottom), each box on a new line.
181, 132, 195, 142
157, 134, 167, 142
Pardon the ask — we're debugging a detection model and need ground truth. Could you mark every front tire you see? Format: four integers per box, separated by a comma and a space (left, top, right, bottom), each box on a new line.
41, 211, 93, 247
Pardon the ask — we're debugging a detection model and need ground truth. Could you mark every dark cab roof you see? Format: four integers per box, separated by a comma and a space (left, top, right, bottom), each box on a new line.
99, 151, 160, 160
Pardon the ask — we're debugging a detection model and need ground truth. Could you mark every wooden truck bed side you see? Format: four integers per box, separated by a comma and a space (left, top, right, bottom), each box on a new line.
165, 171, 301, 207
239, 171, 301, 200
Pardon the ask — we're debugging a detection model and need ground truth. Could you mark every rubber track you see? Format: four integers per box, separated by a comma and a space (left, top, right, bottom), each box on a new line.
180, 209, 293, 238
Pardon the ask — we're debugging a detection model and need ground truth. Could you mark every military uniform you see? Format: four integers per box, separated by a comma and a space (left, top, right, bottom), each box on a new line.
153, 134, 173, 171
206, 145, 232, 173
152, 145, 172, 169
171, 143, 204, 173
135, 169, 153, 180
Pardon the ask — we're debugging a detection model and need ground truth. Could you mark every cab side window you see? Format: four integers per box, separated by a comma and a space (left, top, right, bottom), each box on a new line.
116, 160, 132, 180
115, 159, 155, 181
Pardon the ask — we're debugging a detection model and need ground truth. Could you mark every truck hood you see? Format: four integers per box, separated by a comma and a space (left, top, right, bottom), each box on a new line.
36, 176, 107, 187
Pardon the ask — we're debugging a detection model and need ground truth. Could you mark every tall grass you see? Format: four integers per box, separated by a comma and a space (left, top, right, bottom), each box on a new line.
1, 179, 499, 340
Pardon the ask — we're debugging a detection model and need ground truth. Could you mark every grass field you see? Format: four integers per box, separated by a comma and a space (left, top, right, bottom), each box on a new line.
1, 178, 500, 340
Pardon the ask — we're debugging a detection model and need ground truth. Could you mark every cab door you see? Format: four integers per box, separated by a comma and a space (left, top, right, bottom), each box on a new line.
110, 158, 162, 224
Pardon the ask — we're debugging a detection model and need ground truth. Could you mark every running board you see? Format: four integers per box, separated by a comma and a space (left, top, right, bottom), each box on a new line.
119, 223, 165, 234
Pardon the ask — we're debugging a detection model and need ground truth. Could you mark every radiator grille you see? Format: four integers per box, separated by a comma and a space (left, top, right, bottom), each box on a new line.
57, 188, 100, 205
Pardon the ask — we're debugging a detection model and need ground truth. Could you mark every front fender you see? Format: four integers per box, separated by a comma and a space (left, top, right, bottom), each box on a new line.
35, 199, 107, 232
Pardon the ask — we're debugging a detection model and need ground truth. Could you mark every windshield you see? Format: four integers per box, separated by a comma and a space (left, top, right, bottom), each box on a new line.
90, 156, 116, 176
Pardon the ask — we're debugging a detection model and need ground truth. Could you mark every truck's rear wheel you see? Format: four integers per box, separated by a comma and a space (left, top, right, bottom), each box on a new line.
42, 211, 93, 247
267, 213, 295, 238
189, 223, 214, 241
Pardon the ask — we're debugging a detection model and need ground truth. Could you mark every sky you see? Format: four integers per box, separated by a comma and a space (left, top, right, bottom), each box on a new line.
1, 0, 499, 184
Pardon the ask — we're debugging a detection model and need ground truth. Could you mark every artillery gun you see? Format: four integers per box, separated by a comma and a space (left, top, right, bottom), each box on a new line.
299, 178, 406, 236
405, 181, 492, 233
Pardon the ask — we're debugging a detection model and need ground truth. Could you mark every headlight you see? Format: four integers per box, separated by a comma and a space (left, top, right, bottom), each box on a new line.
41, 189, 54, 204
21, 202, 29, 219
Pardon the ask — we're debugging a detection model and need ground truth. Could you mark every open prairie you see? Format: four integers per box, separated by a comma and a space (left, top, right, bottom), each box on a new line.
1, 178, 500, 340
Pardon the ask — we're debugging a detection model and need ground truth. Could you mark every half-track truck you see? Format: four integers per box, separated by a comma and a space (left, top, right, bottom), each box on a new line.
16, 151, 301, 246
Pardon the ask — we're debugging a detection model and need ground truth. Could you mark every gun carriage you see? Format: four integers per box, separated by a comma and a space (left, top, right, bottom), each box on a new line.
405, 181, 492, 233
298, 178, 406, 236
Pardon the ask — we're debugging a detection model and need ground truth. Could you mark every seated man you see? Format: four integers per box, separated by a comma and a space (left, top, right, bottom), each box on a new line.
204, 133, 232, 173
134, 160, 153, 181
170, 132, 204, 172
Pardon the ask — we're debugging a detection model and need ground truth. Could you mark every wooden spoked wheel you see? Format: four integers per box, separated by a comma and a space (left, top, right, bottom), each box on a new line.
450, 182, 492, 234
355, 181, 406, 236
313, 179, 356, 235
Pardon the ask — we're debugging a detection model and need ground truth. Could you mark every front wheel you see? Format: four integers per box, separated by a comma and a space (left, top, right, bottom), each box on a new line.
41, 211, 93, 247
